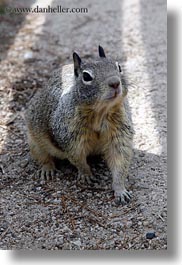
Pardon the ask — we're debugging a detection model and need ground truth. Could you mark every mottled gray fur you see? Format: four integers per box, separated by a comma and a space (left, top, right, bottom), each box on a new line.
25, 46, 134, 205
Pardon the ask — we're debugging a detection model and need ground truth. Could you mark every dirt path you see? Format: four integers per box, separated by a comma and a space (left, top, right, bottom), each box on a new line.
0, 0, 167, 249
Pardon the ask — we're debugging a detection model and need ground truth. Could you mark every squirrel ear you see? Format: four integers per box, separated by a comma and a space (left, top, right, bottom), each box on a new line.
73, 52, 82, 77
98, 45, 106, 58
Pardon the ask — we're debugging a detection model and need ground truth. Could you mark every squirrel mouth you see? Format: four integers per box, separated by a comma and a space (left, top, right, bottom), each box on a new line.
106, 88, 121, 100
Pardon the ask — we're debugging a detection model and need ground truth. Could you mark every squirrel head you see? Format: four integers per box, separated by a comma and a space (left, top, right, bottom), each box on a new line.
72, 46, 128, 108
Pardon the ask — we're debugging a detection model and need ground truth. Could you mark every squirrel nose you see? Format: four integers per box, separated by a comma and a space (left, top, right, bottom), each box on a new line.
108, 78, 120, 89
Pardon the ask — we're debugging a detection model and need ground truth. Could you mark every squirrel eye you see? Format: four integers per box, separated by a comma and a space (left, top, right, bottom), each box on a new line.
83, 71, 93, 82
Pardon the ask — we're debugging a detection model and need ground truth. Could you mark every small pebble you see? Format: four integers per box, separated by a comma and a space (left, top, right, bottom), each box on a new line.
72, 239, 81, 247
24, 51, 33, 59
62, 243, 70, 250
58, 236, 64, 245
146, 231, 156, 239
143, 220, 149, 226
62, 225, 71, 232
161, 211, 167, 218
126, 221, 132, 228
23, 51, 34, 62
20, 159, 29, 168
119, 230, 124, 237
140, 205, 146, 212
53, 198, 61, 204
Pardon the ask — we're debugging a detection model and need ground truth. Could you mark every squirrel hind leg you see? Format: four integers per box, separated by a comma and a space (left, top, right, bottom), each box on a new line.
27, 130, 57, 181
31, 144, 57, 181
33, 148, 57, 182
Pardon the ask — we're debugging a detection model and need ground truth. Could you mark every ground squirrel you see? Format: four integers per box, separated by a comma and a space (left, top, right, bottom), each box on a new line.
25, 46, 134, 204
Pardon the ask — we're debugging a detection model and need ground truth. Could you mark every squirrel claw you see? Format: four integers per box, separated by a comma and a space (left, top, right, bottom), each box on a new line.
38, 166, 57, 182
114, 189, 132, 205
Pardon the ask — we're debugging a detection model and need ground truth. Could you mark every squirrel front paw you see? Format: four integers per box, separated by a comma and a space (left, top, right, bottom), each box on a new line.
38, 164, 57, 182
114, 189, 132, 205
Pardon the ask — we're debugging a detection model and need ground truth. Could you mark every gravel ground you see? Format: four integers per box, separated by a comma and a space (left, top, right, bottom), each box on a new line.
0, 0, 167, 250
